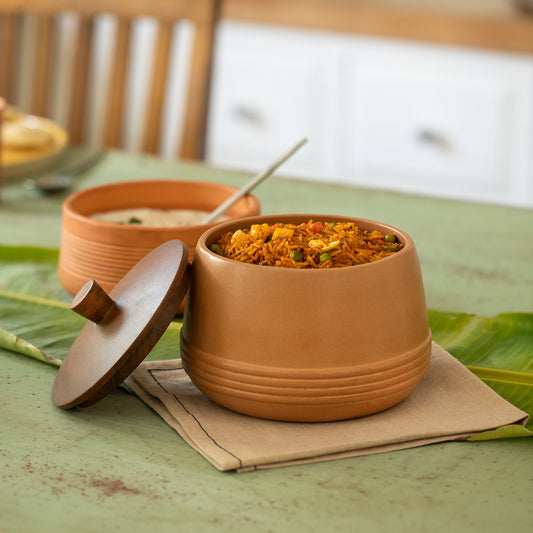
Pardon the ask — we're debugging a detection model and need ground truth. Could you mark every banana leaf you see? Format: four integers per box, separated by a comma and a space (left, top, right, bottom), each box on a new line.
0, 326, 62, 367
0, 244, 70, 302
0, 244, 531, 439
428, 310, 533, 438
0, 243, 59, 263
0, 290, 183, 375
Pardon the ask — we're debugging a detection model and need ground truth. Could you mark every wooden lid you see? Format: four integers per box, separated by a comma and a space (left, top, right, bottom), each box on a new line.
52, 240, 191, 409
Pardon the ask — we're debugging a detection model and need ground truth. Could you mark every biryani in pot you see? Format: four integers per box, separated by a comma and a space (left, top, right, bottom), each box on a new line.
210, 219, 404, 268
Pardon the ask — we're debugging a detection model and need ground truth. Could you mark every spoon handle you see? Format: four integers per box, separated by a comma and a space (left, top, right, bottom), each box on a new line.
202, 138, 308, 224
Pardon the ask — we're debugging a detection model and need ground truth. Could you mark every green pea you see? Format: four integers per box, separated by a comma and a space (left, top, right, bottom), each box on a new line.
210, 243, 225, 256
290, 250, 304, 262
383, 243, 399, 252
319, 252, 332, 263
385, 234, 398, 243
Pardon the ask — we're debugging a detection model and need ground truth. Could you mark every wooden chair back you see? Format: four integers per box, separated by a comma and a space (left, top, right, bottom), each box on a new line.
0, 0, 220, 159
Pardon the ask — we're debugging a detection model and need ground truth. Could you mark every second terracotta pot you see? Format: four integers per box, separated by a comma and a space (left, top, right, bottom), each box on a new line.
58, 180, 261, 313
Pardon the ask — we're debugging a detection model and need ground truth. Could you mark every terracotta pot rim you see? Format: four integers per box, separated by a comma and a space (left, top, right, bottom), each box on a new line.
197, 213, 414, 273
62, 179, 260, 234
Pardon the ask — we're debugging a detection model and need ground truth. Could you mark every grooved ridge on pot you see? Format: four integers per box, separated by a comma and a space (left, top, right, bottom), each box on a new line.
181, 332, 431, 421
182, 332, 432, 382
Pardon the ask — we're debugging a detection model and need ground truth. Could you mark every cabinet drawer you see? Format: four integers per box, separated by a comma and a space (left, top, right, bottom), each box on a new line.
342, 43, 533, 204
206, 23, 339, 180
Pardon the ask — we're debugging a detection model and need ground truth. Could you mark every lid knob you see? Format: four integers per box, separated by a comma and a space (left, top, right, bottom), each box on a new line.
71, 280, 117, 323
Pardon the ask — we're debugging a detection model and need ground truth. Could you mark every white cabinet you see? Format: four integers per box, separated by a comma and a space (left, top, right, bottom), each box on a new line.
206, 21, 533, 208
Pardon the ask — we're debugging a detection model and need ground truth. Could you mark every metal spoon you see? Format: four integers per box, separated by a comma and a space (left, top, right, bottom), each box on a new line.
202, 138, 308, 224
26, 150, 105, 194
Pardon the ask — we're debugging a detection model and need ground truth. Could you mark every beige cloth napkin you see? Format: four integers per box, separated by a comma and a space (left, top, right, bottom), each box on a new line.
125, 343, 528, 472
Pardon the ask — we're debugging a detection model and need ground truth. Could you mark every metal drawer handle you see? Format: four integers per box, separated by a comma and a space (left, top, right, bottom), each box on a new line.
232, 105, 265, 126
416, 129, 451, 151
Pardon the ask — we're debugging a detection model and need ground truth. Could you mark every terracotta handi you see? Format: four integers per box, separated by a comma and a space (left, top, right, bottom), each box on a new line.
58, 180, 260, 312
181, 214, 432, 422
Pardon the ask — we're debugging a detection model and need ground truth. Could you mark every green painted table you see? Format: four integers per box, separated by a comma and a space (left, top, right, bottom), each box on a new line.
1, 149, 532, 533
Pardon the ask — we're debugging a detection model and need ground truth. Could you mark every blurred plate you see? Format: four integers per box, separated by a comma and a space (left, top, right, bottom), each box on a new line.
1, 115, 69, 179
